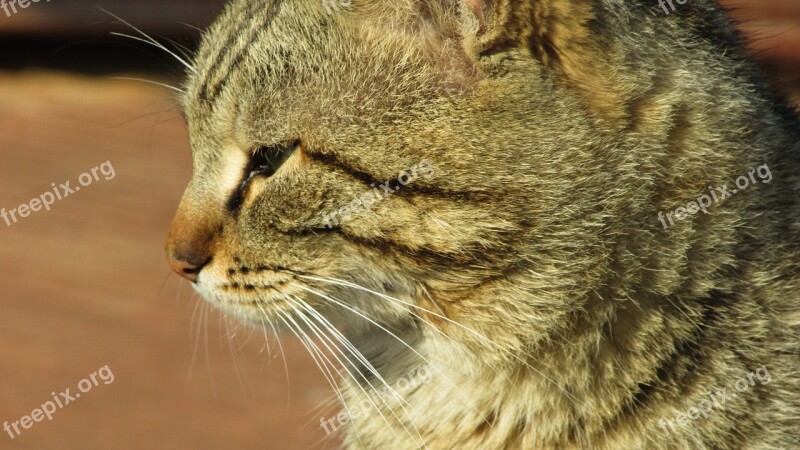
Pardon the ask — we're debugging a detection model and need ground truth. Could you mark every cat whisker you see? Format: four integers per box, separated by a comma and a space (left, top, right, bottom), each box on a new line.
203, 301, 218, 399
255, 302, 291, 404
290, 296, 409, 404
110, 100, 180, 129
295, 274, 496, 349
286, 296, 427, 448
283, 298, 421, 447
109, 31, 197, 73
303, 395, 339, 427
274, 308, 342, 405
251, 304, 274, 361
161, 36, 196, 64
187, 291, 205, 383
298, 274, 490, 376
291, 283, 491, 425
100, 8, 195, 73
222, 314, 251, 401
147, 101, 186, 143
178, 21, 205, 33
274, 307, 367, 448
290, 297, 394, 391
294, 275, 582, 408
112, 77, 185, 94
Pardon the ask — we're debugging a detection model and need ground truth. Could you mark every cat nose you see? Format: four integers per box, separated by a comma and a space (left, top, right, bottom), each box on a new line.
166, 252, 210, 282
166, 196, 217, 282
166, 232, 212, 281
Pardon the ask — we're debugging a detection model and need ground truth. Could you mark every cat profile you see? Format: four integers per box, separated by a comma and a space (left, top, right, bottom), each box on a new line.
166, 1, 800, 448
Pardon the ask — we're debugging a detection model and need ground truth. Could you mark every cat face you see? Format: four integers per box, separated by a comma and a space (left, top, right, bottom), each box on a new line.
162, 2, 800, 448
167, 0, 614, 350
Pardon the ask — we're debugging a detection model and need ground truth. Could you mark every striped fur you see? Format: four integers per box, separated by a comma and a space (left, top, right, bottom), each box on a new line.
171, 0, 800, 448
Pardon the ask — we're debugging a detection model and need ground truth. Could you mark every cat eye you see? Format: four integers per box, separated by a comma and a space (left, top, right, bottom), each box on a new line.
247, 141, 299, 179
228, 141, 299, 212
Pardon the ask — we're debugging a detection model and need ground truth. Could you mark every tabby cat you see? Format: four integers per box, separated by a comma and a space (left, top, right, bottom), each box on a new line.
166, 0, 800, 448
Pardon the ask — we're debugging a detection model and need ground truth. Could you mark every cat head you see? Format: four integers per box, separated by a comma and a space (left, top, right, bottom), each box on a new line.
167, 0, 636, 358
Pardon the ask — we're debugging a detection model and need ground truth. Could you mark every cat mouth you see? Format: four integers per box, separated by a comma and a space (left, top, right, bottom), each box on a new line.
191, 279, 347, 331
217, 279, 291, 293
199, 279, 298, 302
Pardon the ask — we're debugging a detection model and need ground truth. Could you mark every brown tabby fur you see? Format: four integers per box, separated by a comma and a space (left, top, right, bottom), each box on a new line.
167, 0, 800, 448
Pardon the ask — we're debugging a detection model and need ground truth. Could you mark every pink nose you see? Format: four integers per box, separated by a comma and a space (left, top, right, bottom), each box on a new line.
166, 192, 219, 283
165, 216, 215, 283
166, 255, 207, 282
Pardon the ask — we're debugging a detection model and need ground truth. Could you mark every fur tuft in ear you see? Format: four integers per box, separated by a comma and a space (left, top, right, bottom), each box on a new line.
465, 0, 627, 125
373, 0, 624, 124
464, 0, 487, 35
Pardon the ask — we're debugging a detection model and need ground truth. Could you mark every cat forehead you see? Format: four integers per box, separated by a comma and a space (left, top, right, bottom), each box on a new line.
180, 1, 354, 149
184, 1, 309, 109
181, 0, 472, 143
182, 0, 468, 101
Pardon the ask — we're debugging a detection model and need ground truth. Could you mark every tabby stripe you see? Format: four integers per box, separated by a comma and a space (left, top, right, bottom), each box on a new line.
198, 0, 266, 100
191, 0, 257, 100
306, 151, 480, 202
198, 0, 285, 102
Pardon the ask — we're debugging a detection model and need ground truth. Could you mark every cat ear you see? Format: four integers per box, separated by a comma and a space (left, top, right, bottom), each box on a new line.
459, 0, 596, 59
459, 0, 623, 122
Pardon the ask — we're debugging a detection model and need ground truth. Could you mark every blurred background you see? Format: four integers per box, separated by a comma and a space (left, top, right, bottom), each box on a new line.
0, 1, 798, 449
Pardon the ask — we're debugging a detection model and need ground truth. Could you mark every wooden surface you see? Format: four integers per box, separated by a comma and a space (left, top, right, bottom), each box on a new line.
0, 0, 223, 35
720, 0, 800, 106
0, 74, 335, 450
0, 2, 798, 450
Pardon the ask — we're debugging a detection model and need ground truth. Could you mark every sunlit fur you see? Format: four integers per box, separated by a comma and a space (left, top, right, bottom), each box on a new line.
169, 0, 800, 448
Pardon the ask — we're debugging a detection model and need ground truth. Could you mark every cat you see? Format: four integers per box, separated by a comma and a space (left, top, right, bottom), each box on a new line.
165, 0, 800, 448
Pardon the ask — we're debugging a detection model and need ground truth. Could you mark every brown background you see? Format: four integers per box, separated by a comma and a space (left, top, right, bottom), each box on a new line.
0, 1, 798, 450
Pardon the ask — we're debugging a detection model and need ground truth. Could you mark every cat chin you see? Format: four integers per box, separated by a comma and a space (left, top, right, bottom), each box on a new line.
189, 280, 274, 314
189, 280, 326, 323
191, 290, 294, 329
